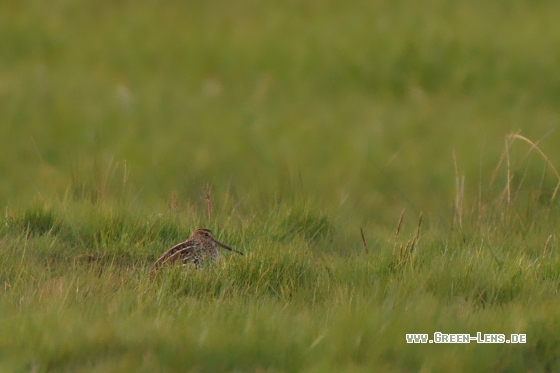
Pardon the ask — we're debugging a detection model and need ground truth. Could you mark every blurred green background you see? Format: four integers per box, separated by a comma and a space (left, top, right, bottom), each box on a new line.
2, 0, 560, 225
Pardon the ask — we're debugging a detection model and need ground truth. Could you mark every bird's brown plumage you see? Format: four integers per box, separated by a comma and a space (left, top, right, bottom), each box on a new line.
150, 228, 243, 274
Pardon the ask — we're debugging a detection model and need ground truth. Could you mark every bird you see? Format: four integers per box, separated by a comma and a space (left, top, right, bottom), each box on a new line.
150, 228, 243, 273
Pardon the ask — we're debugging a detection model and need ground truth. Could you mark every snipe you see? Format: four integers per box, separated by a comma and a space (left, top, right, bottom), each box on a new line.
151, 228, 243, 273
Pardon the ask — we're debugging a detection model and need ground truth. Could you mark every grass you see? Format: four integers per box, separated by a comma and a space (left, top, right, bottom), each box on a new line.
1, 0, 560, 371
1, 188, 559, 372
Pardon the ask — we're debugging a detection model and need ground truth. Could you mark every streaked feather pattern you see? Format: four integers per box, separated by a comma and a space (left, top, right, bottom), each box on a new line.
151, 228, 242, 274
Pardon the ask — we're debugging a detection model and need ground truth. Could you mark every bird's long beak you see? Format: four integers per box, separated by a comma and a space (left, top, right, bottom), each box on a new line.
215, 240, 244, 255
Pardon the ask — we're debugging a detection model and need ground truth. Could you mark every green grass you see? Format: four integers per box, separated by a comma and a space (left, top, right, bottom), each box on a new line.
1, 0, 560, 371
2, 193, 559, 372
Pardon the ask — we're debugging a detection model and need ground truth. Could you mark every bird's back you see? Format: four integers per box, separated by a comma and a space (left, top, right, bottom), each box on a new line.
151, 236, 217, 273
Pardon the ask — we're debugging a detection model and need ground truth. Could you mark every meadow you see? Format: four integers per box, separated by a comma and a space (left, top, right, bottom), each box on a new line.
1, 0, 560, 371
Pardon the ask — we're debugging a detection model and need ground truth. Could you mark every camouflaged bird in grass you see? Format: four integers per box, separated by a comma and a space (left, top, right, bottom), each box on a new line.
151, 228, 243, 273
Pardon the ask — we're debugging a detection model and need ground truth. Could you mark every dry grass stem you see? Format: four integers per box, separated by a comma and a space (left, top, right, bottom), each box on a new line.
391, 211, 423, 268
395, 209, 405, 240
505, 136, 512, 206
202, 184, 212, 219
408, 212, 423, 255
393, 209, 406, 256
506, 134, 560, 203
411, 212, 423, 250
171, 193, 178, 212
453, 150, 464, 228
489, 144, 507, 190
360, 227, 368, 254
543, 234, 553, 256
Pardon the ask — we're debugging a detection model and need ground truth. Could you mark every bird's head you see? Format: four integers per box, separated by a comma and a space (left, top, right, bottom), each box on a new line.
189, 228, 244, 255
